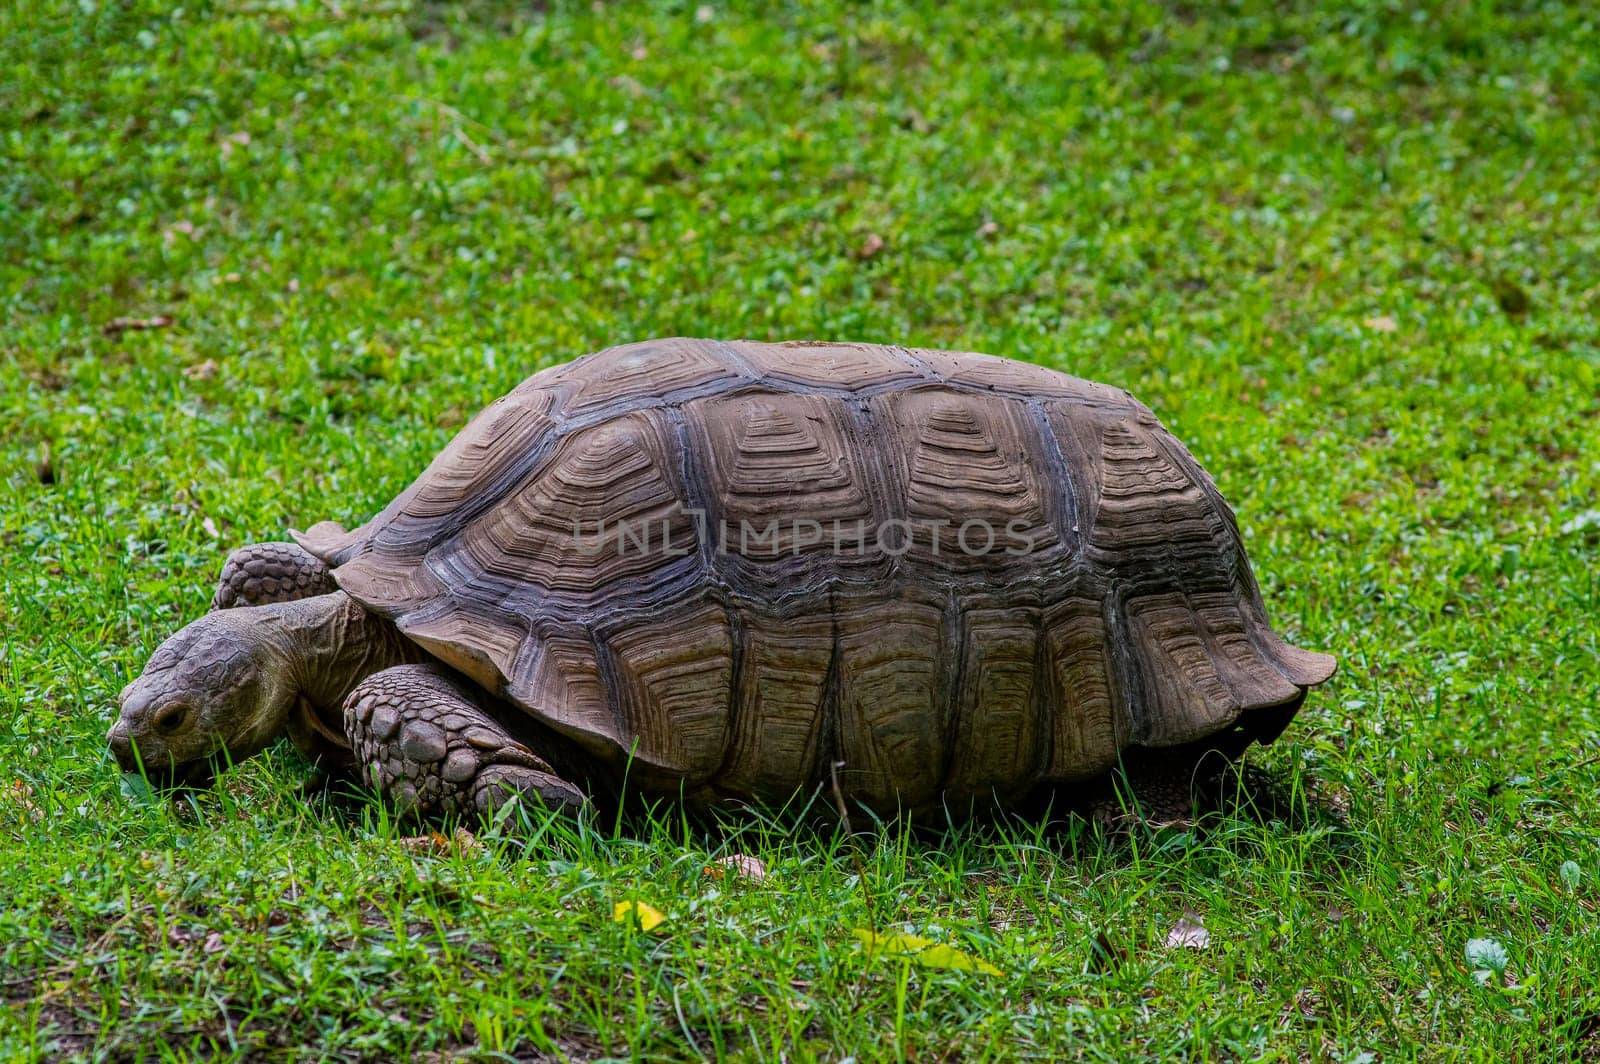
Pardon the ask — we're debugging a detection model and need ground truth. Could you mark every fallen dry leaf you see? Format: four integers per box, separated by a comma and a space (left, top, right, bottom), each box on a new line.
1362, 315, 1398, 332
201, 516, 221, 539
857, 232, 885, 259
103, 314, 174, 335
4, 781, 43, 823
977, 220, 1000, 238
398, 827, 482, 857
202, 931, 225, 954
853, 929, 1003, 976
400, 832, 450, 855
162, 219, 198, 247
183, 359, 219, 381
219, 131, 251, 160
610, 75, 646, 98
705, 854, 767, 882
1164, 911, 1211, 950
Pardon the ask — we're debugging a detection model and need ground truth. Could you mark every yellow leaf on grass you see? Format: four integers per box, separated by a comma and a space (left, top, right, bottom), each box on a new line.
614, 900, 666, 932
853, 929, 1003, 977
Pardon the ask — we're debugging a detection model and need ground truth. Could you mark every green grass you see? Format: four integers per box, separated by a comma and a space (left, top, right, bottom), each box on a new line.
4, 0, 1600, 1059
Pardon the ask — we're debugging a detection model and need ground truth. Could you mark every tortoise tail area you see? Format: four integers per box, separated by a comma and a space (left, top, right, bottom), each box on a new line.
1050, 403, 1335, 767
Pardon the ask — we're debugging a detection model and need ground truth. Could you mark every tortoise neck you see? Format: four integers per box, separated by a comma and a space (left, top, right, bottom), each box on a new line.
252, 592, 422, 768
262, 592, 420, 712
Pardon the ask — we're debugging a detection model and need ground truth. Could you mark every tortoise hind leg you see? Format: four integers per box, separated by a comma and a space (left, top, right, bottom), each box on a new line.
212, 541, 337, 609
1085, 748, 1216, 830
343, 664, 586, 823
1083, 723, 1277, 830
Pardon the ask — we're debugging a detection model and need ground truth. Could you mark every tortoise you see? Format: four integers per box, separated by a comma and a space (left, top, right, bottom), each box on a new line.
110, 337, 1335, 824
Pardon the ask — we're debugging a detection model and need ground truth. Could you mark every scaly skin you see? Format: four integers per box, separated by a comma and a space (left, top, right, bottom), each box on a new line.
212, 542, 338, 609
343, 664, 587, 819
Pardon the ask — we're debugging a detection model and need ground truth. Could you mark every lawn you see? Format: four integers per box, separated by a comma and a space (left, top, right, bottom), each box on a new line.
3, 0, 1599, 1059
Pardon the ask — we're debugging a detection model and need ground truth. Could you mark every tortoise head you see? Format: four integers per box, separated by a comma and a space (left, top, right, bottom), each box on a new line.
109, 610, 298, 785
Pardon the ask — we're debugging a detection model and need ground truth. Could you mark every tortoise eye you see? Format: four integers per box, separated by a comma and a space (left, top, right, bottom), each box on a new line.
153, 703, 191, 734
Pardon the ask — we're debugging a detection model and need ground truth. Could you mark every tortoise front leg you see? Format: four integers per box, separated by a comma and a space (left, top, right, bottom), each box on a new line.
342, 664, 587, 822
212, 542, 337, 609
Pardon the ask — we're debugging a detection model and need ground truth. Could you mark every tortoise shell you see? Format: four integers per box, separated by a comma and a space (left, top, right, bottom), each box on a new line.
294, 338, 1334, 813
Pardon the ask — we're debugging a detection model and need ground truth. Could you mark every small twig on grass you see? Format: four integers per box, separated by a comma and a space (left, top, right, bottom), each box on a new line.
102, 315, 173, 336
1567, 750, 1600, 772
828, 759, 853, 837
1503, 156, 1537, 195
452, 125, 492, 164
830, 758, 876, 932
831, 758, 879, 1010
395, 94, 510, 144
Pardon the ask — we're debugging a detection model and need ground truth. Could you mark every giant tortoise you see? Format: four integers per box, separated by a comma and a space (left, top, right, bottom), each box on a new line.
110, 338, 1335, 823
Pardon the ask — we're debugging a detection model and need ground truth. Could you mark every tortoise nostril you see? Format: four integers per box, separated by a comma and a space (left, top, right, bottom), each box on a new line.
153, 703, 190, 735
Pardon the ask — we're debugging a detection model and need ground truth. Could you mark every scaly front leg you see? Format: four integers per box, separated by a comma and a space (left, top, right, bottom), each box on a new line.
343, 664, 587, 822
212, 542, 338, 609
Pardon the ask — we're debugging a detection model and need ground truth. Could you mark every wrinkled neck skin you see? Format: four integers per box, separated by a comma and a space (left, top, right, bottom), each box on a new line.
266, 592, 422, 766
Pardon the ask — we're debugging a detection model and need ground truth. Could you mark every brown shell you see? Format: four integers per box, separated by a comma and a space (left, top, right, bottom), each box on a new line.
294, 338, 1335, 812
